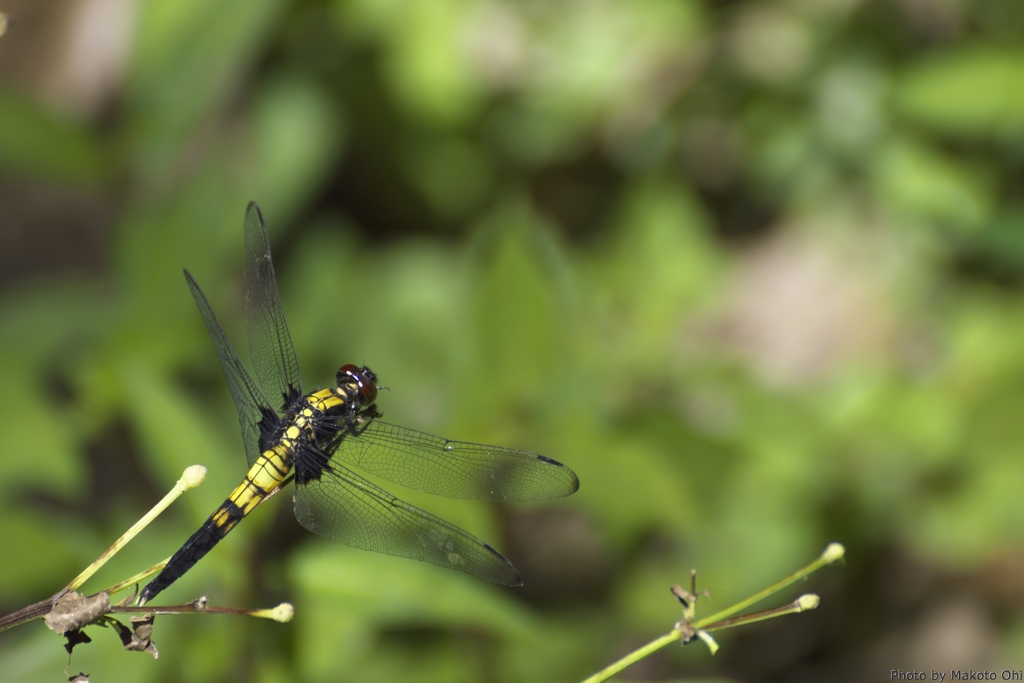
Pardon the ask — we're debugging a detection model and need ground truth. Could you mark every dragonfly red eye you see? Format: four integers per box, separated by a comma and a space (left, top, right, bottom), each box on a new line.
338, 364, 378, 404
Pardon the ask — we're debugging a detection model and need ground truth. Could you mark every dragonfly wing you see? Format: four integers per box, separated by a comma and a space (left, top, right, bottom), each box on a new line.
293, 461, 522, 586
243, 201, 302, 411
333, 420, 579, 502
185, 270, 277, 467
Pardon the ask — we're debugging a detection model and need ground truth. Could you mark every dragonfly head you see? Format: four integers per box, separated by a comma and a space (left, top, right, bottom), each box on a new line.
337, 364, 379, 407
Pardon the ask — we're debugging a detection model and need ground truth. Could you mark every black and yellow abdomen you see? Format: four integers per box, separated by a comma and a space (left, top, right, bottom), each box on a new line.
139, 388, 349, 605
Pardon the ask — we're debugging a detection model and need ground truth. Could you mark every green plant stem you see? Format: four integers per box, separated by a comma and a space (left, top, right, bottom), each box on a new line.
107, 602, 294, 622
579, 632, 680, 683
693, 543, 840, 630
0, 466, 207, 633
577, 544, 843, 683
66, 465, 206, 592
703, 595, 819, 631
103, 560, 170, 598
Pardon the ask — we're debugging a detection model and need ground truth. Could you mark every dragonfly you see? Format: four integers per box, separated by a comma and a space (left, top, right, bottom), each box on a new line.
138, 202, 578, 605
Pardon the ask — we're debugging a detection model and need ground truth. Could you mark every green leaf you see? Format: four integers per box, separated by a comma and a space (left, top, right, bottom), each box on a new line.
242, 75, 346, 220
895, 47, 1024, 138
871, 137, 994, 231
128, 0, 285, 173
292, 542, 541, 679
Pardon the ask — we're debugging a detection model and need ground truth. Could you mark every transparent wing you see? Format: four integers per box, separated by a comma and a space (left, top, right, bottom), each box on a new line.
334, 420, 580, 502
293, 461, 521, 586
185, 271, 276, 467
243, 201, 302, 411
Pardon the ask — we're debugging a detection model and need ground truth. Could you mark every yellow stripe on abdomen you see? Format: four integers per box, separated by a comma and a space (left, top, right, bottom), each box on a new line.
210, 389, 348, 533
213, 445, 293, 532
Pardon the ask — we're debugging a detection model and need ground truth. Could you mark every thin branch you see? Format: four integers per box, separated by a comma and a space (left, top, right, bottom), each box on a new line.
0, 466, 208, 633
66, 465, 207, 592
578, 543, 844, 683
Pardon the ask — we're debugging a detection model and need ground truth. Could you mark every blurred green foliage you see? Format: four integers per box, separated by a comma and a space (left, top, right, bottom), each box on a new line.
2, 0, 1024, 680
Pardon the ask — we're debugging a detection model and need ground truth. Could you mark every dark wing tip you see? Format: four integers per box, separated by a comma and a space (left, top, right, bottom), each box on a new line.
246, 201, 264, 224
536, 455, 581, 497
483, 544, 523, 587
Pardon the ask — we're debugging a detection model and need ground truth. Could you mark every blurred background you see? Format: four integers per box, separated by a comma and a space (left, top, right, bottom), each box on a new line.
1, 0, 1022, 681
